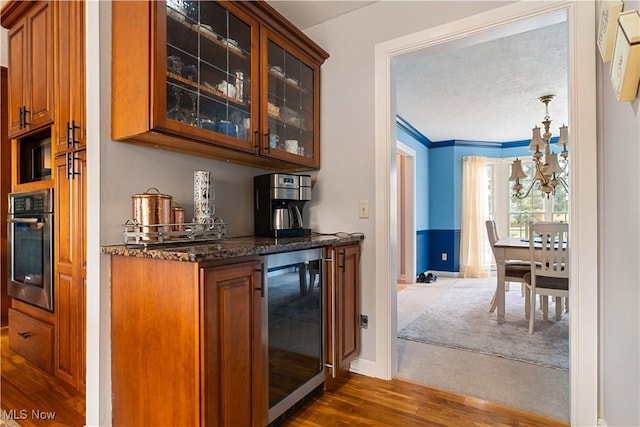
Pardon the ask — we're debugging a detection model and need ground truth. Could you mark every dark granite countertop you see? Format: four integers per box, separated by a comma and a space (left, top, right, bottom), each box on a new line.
101, 232, 364, 263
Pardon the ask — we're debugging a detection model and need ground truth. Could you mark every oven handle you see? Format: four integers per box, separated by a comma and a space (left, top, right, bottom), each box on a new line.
7, 217, 40, 224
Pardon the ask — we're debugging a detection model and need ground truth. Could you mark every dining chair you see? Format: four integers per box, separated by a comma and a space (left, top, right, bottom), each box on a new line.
523, 222, 569, 334
485, 220, 530, 313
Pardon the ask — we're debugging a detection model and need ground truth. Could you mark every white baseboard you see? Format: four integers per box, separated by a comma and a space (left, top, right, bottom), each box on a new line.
597, 418, 607, 427
428, 270, 463, 278
349, 357, 377, 377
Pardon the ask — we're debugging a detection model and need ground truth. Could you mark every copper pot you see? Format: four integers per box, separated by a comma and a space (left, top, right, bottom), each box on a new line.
132, 188, 172, 240
171, 202, 186, 232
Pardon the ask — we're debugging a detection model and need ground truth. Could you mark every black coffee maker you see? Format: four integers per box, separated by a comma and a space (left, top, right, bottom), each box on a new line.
254, 173, 311, 237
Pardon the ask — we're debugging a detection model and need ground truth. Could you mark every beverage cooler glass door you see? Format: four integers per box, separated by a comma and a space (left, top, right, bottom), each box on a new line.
265, 248, 324, 423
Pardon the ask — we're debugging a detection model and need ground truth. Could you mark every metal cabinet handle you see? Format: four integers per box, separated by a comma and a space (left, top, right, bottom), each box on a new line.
330, 250, 337, 378
256, 262, 265, 298
263, 128, 271, 153
19, 106, 24, 128
67, 120, 81, 148
22, 106, 30, 127
253, 130, 259, 153
18, 331, 32, 339
339, 249, 346, 272
67, 152, 81, 180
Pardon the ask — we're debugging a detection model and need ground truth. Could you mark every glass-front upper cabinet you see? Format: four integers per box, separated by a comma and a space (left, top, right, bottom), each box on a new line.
112, 1, 328, 170
261, 30, 320, 169
160, 1, 258, 151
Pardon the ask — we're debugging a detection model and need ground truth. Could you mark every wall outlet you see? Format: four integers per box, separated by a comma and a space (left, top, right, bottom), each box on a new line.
360, 314, 368, 329
359, 200, 369, 218
441, 252, 448, 261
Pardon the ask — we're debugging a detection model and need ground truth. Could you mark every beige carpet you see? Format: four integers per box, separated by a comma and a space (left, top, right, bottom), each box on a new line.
396, 276, 570, 423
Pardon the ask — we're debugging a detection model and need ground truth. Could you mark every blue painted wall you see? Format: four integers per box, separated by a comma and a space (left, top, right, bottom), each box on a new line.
398, 114, 535, 274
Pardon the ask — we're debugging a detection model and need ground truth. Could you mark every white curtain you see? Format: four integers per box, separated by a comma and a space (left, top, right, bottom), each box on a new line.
460, 156, 491, 278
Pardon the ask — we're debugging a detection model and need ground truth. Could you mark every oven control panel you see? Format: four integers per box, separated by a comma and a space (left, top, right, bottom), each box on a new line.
9, 189, 53, 215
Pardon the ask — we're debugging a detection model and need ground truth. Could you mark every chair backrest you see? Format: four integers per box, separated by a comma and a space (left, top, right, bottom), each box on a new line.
529, 222, 569, 279
485, 220, 499, 247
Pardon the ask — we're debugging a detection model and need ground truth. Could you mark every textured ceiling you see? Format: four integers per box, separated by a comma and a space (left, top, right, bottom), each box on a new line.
268, 2, 569, 144
395, 21, 569, 143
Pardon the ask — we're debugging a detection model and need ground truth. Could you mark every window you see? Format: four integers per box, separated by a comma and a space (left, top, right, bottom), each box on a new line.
508, 158, 569, 238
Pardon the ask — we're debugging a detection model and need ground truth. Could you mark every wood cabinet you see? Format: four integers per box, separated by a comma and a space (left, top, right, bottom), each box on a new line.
8, 308, 54, 374
111, 0, 328, 171
53, 0, 86, 392
325, 243, 361, 391
1, 67, 10, 326
110, 256, 264, 426
2, 1, 54, 139
53, 149, 86, 391
54, 0, 85, 153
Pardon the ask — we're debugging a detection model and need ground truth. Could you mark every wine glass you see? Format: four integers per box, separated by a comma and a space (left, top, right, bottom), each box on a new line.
167, 86, 183, 121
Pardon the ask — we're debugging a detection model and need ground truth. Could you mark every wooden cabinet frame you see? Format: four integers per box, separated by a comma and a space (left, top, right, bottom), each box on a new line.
2, 1, 54, 139
111, 0, 328, 171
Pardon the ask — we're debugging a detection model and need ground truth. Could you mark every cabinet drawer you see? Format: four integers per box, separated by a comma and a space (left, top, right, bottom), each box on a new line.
8, 308, 54, 374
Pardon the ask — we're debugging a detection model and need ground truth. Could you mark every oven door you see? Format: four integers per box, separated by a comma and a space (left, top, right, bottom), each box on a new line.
7, 213, 54, 311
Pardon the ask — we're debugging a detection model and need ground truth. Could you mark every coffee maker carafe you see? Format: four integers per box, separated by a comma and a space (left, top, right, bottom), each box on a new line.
254, 173, 311, 237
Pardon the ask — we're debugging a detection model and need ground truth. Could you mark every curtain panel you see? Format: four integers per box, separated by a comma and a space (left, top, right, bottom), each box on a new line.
460, 156, 491, 278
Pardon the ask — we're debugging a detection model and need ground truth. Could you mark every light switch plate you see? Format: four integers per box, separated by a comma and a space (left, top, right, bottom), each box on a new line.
359, 200, 369, 218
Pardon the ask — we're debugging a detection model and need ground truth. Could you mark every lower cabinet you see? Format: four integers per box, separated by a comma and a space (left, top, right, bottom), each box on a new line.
110, 255, 264, 426
202, 262, 264, 426
325, 243, 361, 390
8, 307, 54, 374
53, 150, 86, 391
110, 242, 361, 426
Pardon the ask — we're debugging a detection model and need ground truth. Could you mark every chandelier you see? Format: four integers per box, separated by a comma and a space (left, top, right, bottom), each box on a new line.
509, 95, 569, 199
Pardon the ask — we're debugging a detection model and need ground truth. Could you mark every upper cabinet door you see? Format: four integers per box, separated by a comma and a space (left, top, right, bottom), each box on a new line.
153, 1, 259, 153
261, 29, 320, 169
5, 1, 54, 139
54, 0, 85, 153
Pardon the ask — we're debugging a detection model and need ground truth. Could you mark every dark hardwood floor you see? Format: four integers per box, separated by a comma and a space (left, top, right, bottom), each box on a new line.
283, 374, 569, 427
0, 327, 85, 426
1, 326, 567, 427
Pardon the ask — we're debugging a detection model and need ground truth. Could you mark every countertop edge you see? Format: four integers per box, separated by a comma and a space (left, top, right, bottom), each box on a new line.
101, 233, 364, 262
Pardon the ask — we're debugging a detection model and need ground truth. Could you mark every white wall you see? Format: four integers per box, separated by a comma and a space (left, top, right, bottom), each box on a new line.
597, 2, 640, 425
304, 0, 512, 365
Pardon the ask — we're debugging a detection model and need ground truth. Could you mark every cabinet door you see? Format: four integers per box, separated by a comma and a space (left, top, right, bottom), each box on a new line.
153, 1, 259, 152
54, 0, 85, 153
6, 1, 54, 139
325, 244, 361, 391
7, 18, 27, 137
27, 1, 54, 133
261, 28, 320, 169
53, 149, 85, 390
202, 260, 264, 427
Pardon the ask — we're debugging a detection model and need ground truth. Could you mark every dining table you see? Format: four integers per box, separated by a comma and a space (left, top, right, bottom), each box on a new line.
492, 237, 532, 323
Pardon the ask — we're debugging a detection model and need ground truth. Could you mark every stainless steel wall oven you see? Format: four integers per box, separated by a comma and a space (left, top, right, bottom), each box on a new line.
7, 188, 54, 311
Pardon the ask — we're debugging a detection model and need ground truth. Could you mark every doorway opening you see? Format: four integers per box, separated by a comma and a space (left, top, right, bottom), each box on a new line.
375, 2, 598, 424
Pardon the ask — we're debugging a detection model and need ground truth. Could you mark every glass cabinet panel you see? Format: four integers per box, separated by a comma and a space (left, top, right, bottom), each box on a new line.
165, 0, 253, 143
265, 38, 316, 163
